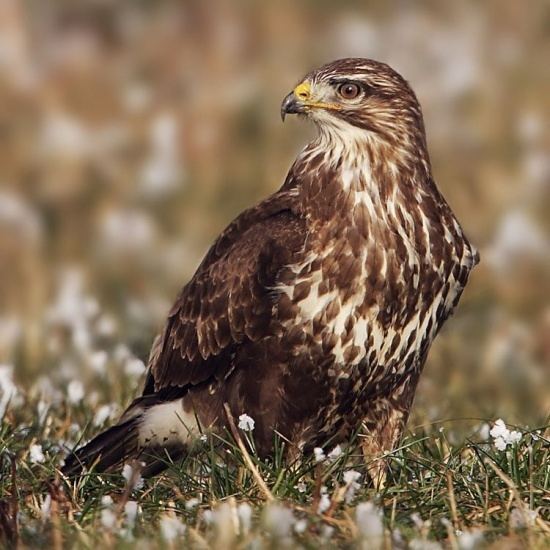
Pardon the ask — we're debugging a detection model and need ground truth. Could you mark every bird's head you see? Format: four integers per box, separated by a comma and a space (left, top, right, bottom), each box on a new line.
281, 58, 427, 163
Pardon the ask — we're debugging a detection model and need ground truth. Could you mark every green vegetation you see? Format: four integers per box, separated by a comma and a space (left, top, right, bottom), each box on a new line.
1, 396, 548, 548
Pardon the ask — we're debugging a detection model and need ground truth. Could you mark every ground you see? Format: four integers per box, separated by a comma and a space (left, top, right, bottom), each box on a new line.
0, 387, 548, 549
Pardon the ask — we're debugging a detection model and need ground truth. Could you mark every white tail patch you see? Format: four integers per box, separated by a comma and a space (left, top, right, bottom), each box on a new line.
138, 400, 200, 447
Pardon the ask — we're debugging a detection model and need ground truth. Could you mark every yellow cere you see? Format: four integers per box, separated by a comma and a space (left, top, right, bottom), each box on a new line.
293, 81, 311, 100
293, 80, 342, 112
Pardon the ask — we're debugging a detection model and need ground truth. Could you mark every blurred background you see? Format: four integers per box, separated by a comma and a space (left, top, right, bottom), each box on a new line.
0, 0, 548, 430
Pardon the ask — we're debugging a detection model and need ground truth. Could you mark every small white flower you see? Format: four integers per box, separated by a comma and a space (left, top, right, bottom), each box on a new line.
101, 508, 117, 529
509, 507, 538, 529
93, 404, 117, 427
40, 494, 51, 521
263, 504, 294, 539
343, 470, 362, 503
88, 350, 108, 374
124, 357, 146, 378
114, 344, 131, 362
199, 434, 208, 442
356, 502, 384, 542
122, 463, 143, 490
124, 501, 139, 528
294, 518, 308, 534
328, 445, 343, 461
317, 493, 331, 514
100, 495, 116, 529
67, 380, 84, 404
29, 444, 45, 464
457, 529, 484, 549
343, 470, 361, 484
490, 419, 522, 451
37, 400, 49, 424
296, 481, 307, 493
0, 364, 18, 417
185, 498, 200, 510
96, 315, 117, 337
237, 502, 252, 533
238, 413, 255, 432
159, 515, 186, 541
478, 423, 490, 441
313, 447, 326, 463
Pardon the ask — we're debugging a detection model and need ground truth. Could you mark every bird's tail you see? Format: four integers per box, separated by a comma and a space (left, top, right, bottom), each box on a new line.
61, 416, 141, 477
61, 390, 190, 478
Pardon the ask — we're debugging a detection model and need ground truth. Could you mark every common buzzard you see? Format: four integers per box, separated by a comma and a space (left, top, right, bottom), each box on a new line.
63, 58, 478, 485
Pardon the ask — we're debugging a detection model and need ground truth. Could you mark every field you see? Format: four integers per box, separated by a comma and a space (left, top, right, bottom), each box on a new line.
0, 390, 549, 548
1, 0, 549, 548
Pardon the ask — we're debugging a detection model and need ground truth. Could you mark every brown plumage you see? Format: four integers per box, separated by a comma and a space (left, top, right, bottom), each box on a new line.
63, 58, 478, 484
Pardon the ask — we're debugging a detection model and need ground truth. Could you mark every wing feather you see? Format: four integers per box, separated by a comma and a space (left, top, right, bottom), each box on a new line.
149, 190, 304, 391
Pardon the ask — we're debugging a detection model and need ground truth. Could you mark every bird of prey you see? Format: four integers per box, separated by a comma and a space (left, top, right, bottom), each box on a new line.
63, 58, 478, 484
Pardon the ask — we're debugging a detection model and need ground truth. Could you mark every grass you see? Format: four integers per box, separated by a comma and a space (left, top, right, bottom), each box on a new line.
0, 393, 549, 549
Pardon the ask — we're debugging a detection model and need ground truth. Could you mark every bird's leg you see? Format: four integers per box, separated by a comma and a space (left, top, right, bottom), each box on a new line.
361, 404, 407, 490
361, 375, 420, 490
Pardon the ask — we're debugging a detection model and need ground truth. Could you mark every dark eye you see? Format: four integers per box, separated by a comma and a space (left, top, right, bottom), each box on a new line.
337, 82, 361, 100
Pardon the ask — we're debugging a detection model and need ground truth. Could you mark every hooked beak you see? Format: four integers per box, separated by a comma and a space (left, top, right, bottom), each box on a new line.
280, 91, 306, 121
281, 81, 341, 122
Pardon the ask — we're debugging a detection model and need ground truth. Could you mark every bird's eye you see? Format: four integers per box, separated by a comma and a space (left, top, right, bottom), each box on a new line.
337, 82, 361, 100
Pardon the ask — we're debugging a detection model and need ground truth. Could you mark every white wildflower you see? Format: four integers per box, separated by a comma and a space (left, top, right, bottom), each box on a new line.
237, 502, 252, 534
29, 444, 45, 464
313, 447, 326, 463
410, 540, 442, 550
328, 444, 343, 461
37, 400, 49, 424
294, 519, 308, 534
185, 498, 200, 510
140, 112, 182, 197
296, 481, 307, 493
160, 515, 186, 541
114, 344, 131, 362
238, 413, 255, 432
93, 404, 117, 426
40, 494, 51, 521
0, 364, 18, 418
457, 529, 484, 549
490, 419, 522, 451
122, 463, 144, 490
318, 493, 331, 514
199, 434, 208, 442
263, 503, 294, 540
96, 315, 117, 337
410, 512, 424, 530
99, 208, 156, 256
99, 495, 116, 529
124, 501, 139, 528
343, 469, 362, 503
203, 509, 214, 524
509, 507, 538, 529
67, 380, 84, 404
101, 508, 117, 529
344, 469, 361, 484
478, 423, 490, 441
356, 502, 384, 547
124, 357, 146, 378
88, 350, 108, 374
